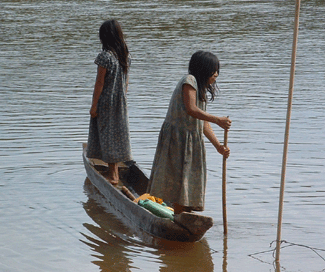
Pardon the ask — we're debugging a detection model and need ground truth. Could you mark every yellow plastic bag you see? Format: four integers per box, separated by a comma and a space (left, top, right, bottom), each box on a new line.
134, 193, 174, 212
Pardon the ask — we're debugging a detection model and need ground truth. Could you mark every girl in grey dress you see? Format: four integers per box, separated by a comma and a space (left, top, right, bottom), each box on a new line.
87, 20, 132, 185
147, 51, 231, 214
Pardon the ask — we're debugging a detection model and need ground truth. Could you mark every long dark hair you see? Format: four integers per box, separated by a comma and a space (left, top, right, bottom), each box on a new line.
99, 20, 129, 74
188, 51, 220, 102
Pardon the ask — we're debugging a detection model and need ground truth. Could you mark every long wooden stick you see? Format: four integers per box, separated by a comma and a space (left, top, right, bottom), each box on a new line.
275, 0, 301, 263
222, 128, 228, 235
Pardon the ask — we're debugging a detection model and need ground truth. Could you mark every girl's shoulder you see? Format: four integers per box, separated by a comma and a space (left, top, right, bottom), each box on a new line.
180, 74, 198, 91
97, 50, 118, 61
95, 50, 118, 68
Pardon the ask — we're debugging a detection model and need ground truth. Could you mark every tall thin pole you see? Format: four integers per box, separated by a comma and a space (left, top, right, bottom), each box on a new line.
275, 0, 301, 263
222, 128, 228, 235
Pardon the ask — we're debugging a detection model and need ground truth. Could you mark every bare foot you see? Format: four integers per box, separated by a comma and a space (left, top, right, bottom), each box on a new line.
173, 203, 193, 214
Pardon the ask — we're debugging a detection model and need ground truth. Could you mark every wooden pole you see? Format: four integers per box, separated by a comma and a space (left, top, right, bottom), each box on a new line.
275, 0, 301, 263
222, 235, 228, 270
222, 128, 228, 235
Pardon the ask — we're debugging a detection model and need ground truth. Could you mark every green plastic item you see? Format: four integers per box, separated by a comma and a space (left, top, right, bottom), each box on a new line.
138, 199, 174, 221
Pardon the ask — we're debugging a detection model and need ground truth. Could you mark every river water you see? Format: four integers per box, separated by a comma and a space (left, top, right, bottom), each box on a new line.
1, 0, 324, 271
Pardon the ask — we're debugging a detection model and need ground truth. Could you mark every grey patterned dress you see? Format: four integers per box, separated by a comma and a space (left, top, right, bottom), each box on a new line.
147, 75, 207, 211
87, 50, 132, 163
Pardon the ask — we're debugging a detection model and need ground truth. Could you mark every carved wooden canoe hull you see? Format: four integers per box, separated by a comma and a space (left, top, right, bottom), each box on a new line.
82, 143, 213, 242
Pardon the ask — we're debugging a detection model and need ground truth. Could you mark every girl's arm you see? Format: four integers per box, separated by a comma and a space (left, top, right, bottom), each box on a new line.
203, 121, 230, 157
182, 84, 231, 130
90, 65, 107, 118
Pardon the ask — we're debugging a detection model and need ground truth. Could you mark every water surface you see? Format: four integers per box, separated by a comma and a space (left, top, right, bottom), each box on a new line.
1, 0, 324, 271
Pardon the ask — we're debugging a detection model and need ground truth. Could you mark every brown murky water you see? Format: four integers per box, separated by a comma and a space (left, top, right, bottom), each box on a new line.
1, 0, 324, 271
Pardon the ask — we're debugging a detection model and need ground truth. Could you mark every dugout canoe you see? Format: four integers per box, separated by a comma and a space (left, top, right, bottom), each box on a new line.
82, 143, 213, 242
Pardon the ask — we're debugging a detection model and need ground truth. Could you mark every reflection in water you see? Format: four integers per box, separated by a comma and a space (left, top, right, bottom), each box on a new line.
223, 235, 228, 272
81, 199, 134, 271
275, 261, 281, 272
82, 178, 143, 271
157, 239, 214, 272
82, 179, 215, 271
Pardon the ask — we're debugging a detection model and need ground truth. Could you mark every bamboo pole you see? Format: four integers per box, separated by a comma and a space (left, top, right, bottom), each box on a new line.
275, 0, 301, 263
222, 128, 228, 235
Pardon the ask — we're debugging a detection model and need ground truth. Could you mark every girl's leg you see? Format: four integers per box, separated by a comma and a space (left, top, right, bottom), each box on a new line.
108, 163, 119, 185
